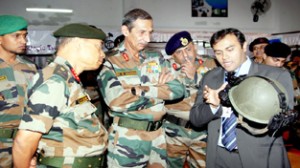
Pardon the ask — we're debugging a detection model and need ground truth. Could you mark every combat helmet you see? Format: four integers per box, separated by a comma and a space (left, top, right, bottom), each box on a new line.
228, 76, 288, 134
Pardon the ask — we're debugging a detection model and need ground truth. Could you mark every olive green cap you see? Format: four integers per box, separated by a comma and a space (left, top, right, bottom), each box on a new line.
0, 15, 28, 36
53, 23, 106, 40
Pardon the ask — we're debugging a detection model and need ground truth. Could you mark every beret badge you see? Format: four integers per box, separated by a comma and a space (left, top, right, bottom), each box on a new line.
165, 31, 193, 55
180, 37, 189, 46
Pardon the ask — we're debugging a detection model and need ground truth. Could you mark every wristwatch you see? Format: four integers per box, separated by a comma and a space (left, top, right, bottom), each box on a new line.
131, 87, 136, 95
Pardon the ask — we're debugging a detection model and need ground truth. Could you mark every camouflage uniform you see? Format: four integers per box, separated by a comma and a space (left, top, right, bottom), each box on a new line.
0, 56, 36, 168
97, 43, 185, 168
18, 57, 108, 167
163, 57, 216, 168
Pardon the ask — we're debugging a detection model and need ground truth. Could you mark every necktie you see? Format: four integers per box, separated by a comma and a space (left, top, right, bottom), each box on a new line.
221, 112, 238, 151
221, 71, 238, 151
226, 71, 236, 85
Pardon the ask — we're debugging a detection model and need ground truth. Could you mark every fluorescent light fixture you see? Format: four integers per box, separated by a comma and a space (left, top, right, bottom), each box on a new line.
26, 8, 73, 13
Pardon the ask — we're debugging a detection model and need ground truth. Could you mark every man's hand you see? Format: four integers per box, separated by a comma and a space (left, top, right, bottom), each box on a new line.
29, 156, 37, 168
203, 83, 227, 108
158, 68, 174, 85
181, 58, 196, 79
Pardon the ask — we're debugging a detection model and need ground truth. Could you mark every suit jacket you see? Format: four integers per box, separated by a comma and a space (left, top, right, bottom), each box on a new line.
190, 62, 294, 168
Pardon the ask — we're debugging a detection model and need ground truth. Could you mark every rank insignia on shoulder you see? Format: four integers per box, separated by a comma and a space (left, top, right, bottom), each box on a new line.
122, 53, 129, 61
172, 63, 177, 70
54, 65, 68, 80
116, 70, 137, 77
76, 95, 90, 104
198, 59, 203, 65
0, 75, 7, 81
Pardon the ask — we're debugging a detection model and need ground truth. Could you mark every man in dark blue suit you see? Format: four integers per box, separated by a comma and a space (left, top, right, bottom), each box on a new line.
190, 28, 294, 168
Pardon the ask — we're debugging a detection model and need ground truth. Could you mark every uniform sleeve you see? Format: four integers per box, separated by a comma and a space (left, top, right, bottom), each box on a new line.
19, 76, 68, 133
142, 78, 185, 100
97, 63, 154, 113
142, 59, 185, 100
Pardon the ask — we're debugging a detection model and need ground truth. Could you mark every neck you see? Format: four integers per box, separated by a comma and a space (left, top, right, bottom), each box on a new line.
124, 40, 140, 61
0, 49, 17, 64
56, 50, 83, 76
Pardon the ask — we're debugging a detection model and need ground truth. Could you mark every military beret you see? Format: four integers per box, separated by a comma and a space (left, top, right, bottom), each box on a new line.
291, 50, 300, 57
264, 42, 291, 58
165, 31, 193, 55
249, 37, 270, 52
53, 23, 106, 40
0, 15, 28, 36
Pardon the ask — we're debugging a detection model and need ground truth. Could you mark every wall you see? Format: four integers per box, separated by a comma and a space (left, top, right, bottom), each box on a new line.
275, 0, 300, 33
0, 0, 123, 32
0, 0, 299, 34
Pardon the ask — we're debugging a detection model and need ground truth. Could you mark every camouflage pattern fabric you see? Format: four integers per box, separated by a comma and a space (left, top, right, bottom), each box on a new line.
107, 123, 167, 168
97, 43, 185, 167
163, 57, 216, 168
18, 57, 108, 166
163, 121, 207, 168
0, 56, 36, 168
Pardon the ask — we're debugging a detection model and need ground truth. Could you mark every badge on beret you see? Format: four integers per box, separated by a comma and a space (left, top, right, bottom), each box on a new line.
180, 37, 189, 46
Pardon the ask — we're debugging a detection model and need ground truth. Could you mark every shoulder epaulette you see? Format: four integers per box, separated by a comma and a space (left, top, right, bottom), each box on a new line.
53, 64, 69, 80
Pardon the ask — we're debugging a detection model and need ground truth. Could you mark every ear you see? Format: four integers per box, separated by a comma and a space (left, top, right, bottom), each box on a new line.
242, 42, 248, 52
192, 42, 197, 51
121, 25, 129, 36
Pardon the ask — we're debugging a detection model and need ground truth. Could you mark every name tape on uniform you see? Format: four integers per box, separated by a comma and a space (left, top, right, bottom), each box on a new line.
116, 71, 137, 77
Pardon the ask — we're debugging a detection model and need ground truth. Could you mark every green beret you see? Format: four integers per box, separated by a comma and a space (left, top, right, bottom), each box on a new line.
53, 23, 106, 40
0, 15, 28, 36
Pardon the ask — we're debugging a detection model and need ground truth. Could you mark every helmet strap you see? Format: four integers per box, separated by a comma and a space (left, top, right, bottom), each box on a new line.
237, 115, 269, 135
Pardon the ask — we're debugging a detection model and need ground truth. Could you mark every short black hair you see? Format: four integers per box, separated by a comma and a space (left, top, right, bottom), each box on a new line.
210, 28, 246, 48
122, 8, 152, 31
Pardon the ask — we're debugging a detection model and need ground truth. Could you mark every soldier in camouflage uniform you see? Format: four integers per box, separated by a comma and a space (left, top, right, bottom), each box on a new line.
163, 31, 217, 168
97, 8, 185, 168
0, 15, 37, 168
13, 23, 108, 168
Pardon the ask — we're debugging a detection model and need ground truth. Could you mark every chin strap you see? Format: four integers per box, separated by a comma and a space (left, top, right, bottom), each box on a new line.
237, 110, 299, 137
237, 115, 269, 135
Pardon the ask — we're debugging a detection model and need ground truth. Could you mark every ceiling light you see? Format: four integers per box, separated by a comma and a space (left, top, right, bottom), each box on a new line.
26, 8, 73, 13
